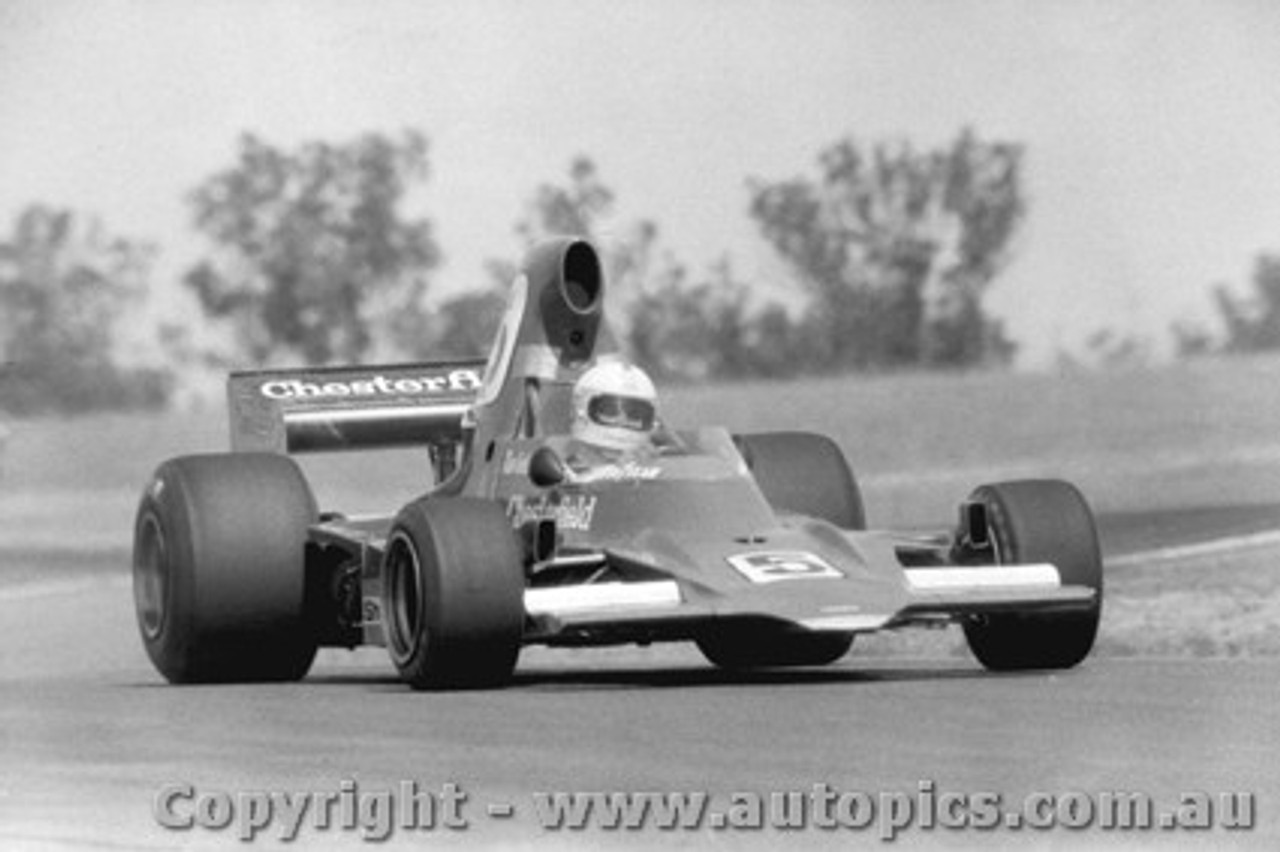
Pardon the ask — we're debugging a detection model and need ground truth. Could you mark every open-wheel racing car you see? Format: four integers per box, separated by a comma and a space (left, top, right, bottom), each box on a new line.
132, 238, 1103, 689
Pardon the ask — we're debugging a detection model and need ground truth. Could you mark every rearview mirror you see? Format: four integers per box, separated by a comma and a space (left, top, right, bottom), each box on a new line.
528, 446, 567, 488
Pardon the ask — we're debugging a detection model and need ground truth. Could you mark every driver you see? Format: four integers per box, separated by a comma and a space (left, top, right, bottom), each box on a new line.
528, 358, 689, 486
570, 359, 659, 458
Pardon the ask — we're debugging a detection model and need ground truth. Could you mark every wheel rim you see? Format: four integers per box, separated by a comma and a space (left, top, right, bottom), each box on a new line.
385, 531, 425, 665
133, 513, 168, 640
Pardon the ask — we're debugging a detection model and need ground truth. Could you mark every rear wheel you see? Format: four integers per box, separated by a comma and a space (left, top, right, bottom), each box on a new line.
962, 480, 1103, 671
132, 453, 318, 683
382, 498, 525, 690
697, 622, 853, 669
735, 431, 866, 529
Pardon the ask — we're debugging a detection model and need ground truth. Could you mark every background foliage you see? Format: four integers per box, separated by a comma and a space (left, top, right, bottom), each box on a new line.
182, 131, 439, 367
0, 206, 171, 414
3, 124, 1275, 415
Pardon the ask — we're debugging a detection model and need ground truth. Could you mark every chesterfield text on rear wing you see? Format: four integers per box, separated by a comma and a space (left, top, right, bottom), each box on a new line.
227, 361, 486, 454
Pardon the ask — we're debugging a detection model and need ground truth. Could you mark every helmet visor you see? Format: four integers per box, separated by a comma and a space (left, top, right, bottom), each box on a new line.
587, 394, 655, 432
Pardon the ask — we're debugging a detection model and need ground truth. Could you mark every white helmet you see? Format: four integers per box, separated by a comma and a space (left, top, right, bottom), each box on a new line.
571, 360, 658, 453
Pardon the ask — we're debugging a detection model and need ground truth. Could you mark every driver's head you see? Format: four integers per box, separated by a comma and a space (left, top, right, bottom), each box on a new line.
571, 360, 658, 453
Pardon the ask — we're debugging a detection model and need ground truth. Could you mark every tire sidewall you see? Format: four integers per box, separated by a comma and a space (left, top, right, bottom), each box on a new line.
382, 498, 524, 689
134, 461, 203, 681
383, 520, 442, 673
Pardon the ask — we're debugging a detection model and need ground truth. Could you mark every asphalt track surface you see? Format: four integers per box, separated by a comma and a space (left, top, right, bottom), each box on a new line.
3, 507, 1279, 850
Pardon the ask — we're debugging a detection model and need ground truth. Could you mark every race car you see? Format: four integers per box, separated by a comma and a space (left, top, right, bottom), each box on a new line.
132, 238, 1103, 689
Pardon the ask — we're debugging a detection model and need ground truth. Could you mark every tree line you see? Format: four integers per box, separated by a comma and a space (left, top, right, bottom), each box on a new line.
1, 126, 1269, 415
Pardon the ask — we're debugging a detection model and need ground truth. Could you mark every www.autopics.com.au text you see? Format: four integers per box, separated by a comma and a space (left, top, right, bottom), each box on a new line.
152, 779, 1257, 842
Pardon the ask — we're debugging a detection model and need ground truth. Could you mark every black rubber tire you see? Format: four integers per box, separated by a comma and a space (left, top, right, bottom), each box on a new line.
962, 480, 1104, 671
382, 498, 525, 690
132, 453, 318, 683
735, 432, 866, 529
697, 622, 853, 669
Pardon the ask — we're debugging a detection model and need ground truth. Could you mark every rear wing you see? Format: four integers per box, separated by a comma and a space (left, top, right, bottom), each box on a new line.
227, 361, 486, 453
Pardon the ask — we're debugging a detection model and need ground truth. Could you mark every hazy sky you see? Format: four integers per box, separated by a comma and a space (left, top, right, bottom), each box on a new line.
4, 0, 1280, 365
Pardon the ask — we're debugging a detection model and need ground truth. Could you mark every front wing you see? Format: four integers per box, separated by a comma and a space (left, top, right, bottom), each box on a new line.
314, 516, 1096, 648
521, 564, 1093, 640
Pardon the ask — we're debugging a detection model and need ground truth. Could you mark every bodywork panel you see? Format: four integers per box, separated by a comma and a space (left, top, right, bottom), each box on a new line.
311, 503, 1094, 650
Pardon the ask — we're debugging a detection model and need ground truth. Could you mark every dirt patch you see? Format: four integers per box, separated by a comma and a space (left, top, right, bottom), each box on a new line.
1098, 543, 1280, 657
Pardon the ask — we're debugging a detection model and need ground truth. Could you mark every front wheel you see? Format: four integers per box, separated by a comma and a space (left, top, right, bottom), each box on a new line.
132, 453, 318, 683
382, 498, 525, 690
962, 480, 1103, 671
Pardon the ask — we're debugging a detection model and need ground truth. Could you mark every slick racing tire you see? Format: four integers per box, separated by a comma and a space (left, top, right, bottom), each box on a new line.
735, 432, 867, 529
382, 498, 525, 690
133, 454, 318, 683
962, 480, 1103, 671
697, 622, 853, 670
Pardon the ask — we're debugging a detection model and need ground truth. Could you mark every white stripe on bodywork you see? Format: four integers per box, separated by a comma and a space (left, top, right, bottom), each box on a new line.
524, 581, 682, 617
904, 563, 1060, 591
798, 614, 894, 632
